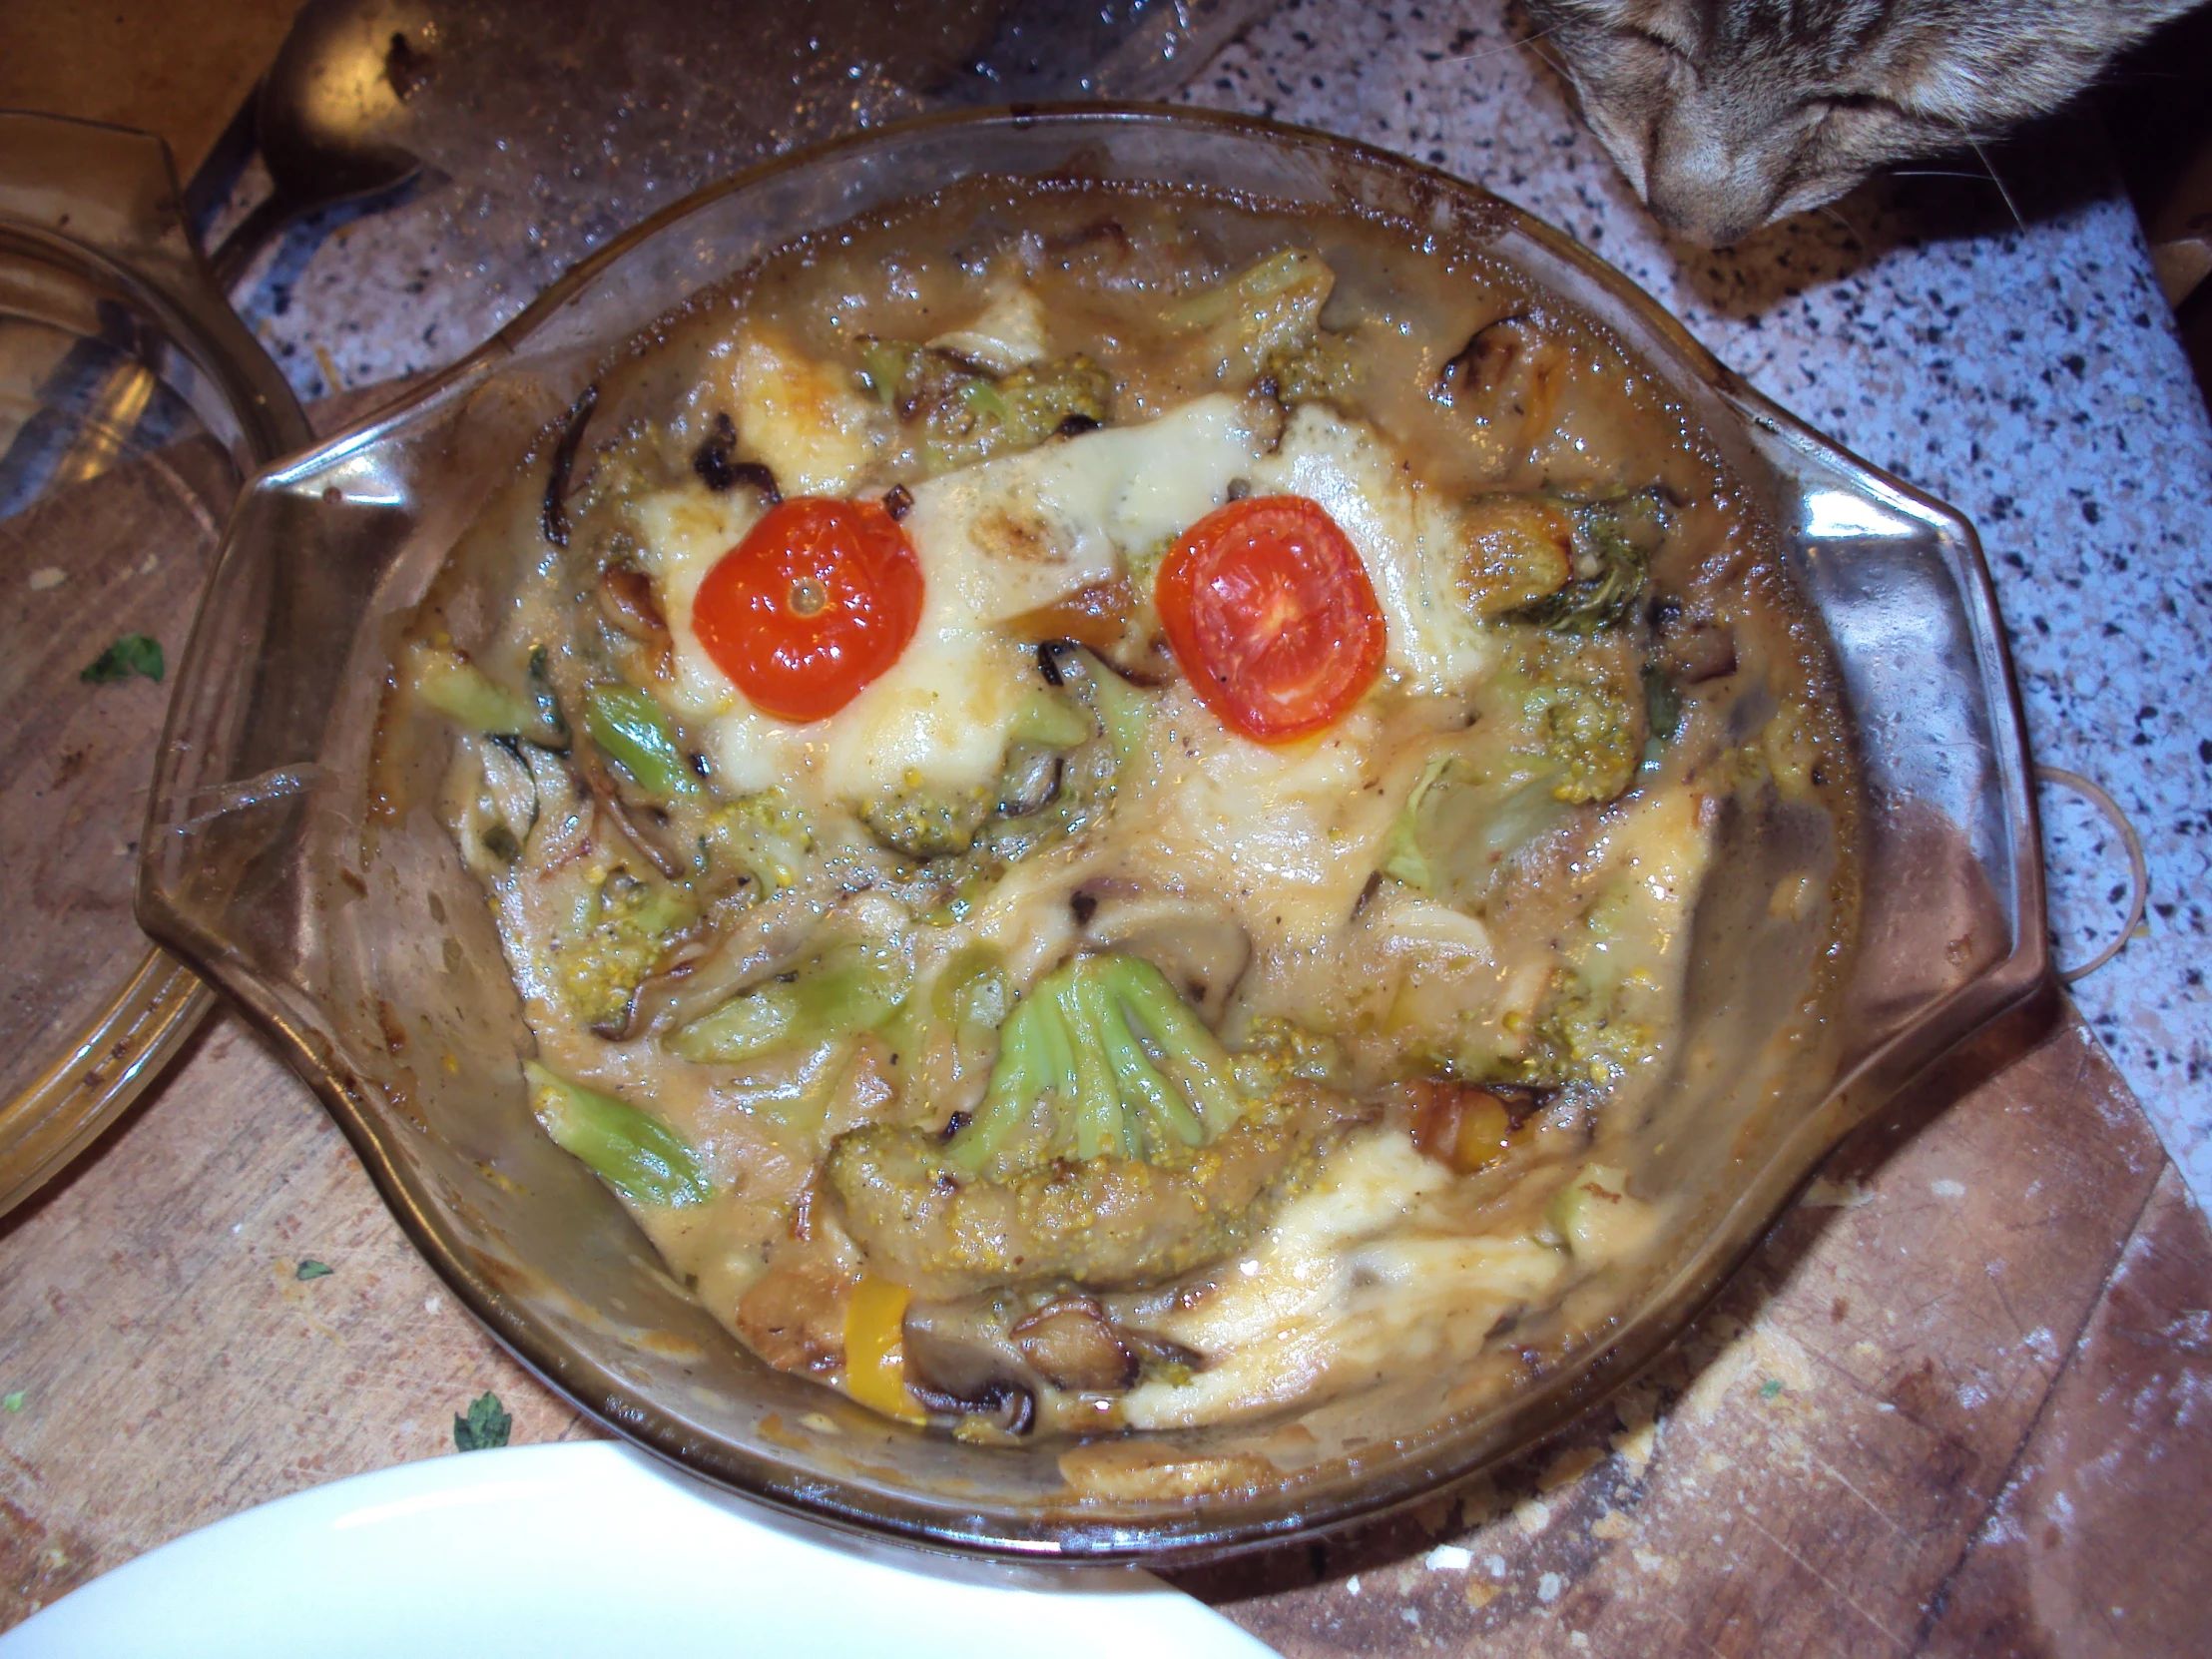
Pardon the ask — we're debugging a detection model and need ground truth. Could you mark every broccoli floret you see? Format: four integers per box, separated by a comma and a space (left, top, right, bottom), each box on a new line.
1167, 250, 1336, 382
860, 783, 996, 859
861, 690, 1100, 863
857, 340, 1109, 475
1532, 977, 1660, 1086
1508, 488, 1673, 633
1230, 1015, 1348, 1096
701, 788, 813, 891
1532, 673, 1639, 805
948, 953, 1247, 1175
1261, 328, 1358, 406
555, 867, 697, 1030
1514, 883, 1663, 1087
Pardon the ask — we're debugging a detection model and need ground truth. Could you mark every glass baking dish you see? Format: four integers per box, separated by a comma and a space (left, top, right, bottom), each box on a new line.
138, 107, 2048, 1563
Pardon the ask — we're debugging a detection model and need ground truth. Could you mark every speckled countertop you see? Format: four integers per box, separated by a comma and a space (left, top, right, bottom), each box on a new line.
217, 0, 2212, 1208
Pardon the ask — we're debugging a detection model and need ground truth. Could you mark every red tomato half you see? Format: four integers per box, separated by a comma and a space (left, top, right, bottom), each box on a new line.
1154, 494, 1386, 743
692, 496, 924, 723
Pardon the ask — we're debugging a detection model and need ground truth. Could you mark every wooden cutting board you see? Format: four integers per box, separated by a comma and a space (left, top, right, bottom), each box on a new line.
2, 997, 2202, 1653
0, 402, 2205, 1651
0, 0, 303, 185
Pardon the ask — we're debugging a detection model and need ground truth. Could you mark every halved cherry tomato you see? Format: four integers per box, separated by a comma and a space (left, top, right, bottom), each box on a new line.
692, 496, 924, 723
1154, 494, 1386, 743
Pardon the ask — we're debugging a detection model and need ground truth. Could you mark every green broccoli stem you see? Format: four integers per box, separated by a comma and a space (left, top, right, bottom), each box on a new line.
668, 941, 910, 1064
1167, 249, 1327, 331
858, 340, 915, 407
1006, 689, 1094, 752
525, 1061, 711, 1207
585, 684, 701, 801
1055, 967, 1130, 1161
959, 378, 1011, 420
1056, 646, 1152, 772
948, 996, 1044, 1175
409, 644, 550, 741
1101, 954, 1245, 1136
1378, 754, 1454, 892
946, 951, 1241, 1174
1084, 964, 1206, 1148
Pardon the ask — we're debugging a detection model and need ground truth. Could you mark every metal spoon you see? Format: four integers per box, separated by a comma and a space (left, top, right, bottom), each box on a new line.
7, 0, 430, 499
208, 0, 427, 291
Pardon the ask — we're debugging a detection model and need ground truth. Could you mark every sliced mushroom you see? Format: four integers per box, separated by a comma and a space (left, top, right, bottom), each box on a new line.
619, 883, 833, 1037
541, 383, 597, 548
733, 1256, 849, 1375
692, 411, 781, 500
597, 564, 670, 645
1433, 313, 1564, 441
569, 737, 692, 881
1004, 579, 1146, 666
1455, 495, 1575, 618
440, 734, 541, 879
1012, 1297, 1140, 1393
1663, 621, 1738, 685
1078, 889, 1251, 1024
901, 1297, 1038, 1435
1117, 1324, 1205, 1376
995, 745, 1063, 819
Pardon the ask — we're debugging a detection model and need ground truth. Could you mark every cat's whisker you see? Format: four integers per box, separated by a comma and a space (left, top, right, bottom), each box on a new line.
1816, 203, 1863, 247
1445, 22, 1561, 68
1891, 171, 1996, 182
1950, 119, 2027, 236
1523, 37, 1575, 83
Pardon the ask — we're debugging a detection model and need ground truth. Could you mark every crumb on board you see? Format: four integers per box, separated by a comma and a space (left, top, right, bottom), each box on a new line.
1803, 1176, 1875, 1209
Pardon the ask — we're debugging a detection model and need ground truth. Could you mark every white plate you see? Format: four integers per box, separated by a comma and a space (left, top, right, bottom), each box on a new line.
1, 1441, 1277, 1658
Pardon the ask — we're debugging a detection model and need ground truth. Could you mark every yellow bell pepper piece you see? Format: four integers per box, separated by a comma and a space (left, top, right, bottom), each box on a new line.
842, 1276, 925, 1424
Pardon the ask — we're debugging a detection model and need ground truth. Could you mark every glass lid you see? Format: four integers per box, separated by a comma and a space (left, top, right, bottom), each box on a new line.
0, 112, 308, 1216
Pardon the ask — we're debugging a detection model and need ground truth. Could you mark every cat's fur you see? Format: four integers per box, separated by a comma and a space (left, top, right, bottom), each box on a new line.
1525, 0, 2200, 244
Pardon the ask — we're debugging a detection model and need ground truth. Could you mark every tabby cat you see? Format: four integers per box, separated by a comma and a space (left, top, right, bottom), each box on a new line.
1526, 0, 2200, 244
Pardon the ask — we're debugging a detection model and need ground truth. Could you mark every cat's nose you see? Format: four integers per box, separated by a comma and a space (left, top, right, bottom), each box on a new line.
1644, 106, 1784, 247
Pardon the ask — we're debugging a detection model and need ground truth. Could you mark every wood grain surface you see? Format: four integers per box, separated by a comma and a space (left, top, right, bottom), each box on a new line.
1179, 1012, 2212, 1656
0, 0, 302, 183
0, 994, 2204, 1651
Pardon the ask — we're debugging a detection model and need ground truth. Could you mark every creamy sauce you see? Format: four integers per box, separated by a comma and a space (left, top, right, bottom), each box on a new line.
394, 180, 1859, 1445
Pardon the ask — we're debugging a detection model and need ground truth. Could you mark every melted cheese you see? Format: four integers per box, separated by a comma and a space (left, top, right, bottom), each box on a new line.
1249, 405, 1492, 694
1121, 686, 1397, 952
901, 391, 1267, 627
728, 328, 886, 494
1120, 1131, 1566, 1427
638, 393, 1268, 806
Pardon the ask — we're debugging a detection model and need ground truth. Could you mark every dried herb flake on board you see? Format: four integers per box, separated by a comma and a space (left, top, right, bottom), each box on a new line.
2, 1392, 23, 1413
295, 1260, 334, 1281
81, 634, 164, 685
454, 1390, 512, 1450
